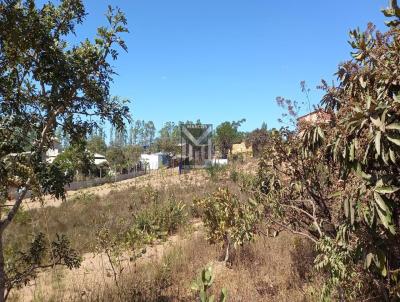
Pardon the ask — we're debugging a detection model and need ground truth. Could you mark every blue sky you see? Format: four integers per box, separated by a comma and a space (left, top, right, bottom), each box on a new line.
59, 1, 387, 132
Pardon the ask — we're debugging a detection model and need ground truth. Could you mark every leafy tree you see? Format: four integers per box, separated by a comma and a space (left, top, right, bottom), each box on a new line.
195, 188, 260, 263
157, 121, 180, 154
87, 134, 107, 155
111, 125, 127, 147
258, 2, 400, 299
261, 122, 268, 131
145, 121, 156, 146
106, 146, 126, 173
215, 119, 245, 158
0, 0, 129, 299
245, 127, 269, 157
123, 144, 142, 170
53, 143, 95, 180
133, 120, 144, 145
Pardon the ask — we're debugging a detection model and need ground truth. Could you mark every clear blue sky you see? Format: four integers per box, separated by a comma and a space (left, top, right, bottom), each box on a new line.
55, 1, 388, 132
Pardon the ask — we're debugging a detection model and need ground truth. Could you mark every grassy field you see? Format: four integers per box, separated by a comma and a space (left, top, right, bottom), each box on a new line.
7, 161, 321, 302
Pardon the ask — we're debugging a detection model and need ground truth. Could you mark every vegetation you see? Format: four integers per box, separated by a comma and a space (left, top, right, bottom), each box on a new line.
245, 127, 269, 157
4, 0, 400, 301
215, 119, 246, 158
195, 188, 260, 263
0, 0, 129, 299
255, 2, 400, 300
191, 266, 227, 302
53, 143, 95, 180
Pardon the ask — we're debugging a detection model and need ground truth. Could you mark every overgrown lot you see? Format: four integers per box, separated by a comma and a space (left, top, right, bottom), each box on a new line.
7, 164, 320, 301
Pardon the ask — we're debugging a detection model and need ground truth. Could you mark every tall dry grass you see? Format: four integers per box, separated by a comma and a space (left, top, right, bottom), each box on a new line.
7, 164, 322, 301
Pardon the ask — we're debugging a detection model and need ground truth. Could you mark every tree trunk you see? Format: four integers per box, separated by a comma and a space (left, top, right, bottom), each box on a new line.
0, 232, 6, 302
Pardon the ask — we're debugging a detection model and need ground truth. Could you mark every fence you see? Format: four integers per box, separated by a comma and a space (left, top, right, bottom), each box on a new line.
66, 170, 147, 191
10, 169, 147, 199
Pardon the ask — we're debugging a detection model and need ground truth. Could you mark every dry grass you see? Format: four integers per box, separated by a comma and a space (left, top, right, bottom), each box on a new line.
52, 231, 320, 302
5, 179, 218, 255
7, 163, 322, 301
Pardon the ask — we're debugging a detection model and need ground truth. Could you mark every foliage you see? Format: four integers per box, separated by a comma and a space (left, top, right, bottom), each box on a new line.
0, 0, 129, 298
245, 127, 269, 157
127, 120, 156, 147
191, 265, 228, 302
215, 120, 246, 158
126, 197, 187, 248
205, 165, 227, 181
257, 2, 400, 300
156, 121, 181, 155
53, 142, 95, 180
106, 146, 126, 172
5, 233, 80, 300
86, 135, 107, 155
195, 188, 260, 262
95, 226, 125, 287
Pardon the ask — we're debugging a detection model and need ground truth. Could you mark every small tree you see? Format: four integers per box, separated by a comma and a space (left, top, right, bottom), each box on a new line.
195, 188, 260, 263
157, 121, 180, 155
215, 119, 245, 158
0, 0, 129, 299
53, 142, 96, 181
87, 134, 108, 155
245, 128, 269, 157
258, 1, 400, 299
106, 146, 126, 174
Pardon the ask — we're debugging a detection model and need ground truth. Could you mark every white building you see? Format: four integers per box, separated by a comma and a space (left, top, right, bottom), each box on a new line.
94, 153, 107, 166
45, 139, 62, 163
140, 153, 168, 170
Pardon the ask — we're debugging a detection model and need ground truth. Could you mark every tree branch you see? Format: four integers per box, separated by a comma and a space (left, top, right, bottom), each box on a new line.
270, 219, 318, 243
0, 182, 29, 232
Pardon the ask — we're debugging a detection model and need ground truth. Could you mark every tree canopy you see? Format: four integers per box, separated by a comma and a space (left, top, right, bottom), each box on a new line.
0, 0, 130, 299
215, 119, 245, 158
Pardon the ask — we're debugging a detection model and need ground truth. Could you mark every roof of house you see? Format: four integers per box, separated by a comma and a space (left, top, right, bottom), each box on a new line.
297, 109, 331, 123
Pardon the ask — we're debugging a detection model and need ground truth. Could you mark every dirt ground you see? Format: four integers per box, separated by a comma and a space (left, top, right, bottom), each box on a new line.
10, 220, 205, 302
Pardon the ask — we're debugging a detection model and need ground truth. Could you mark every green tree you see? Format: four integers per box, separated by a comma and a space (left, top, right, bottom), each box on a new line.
133, 120, 144, 145
87, 135, 107, 155
215, 119, 245, 158
53, 143, 95, 180
123, 144, 143, 170
258, 2, 400, 299
0, 0, 129, 299
245, 127, 269, 157
106, 146, 126, 173
143, 121, 156, 146
157, 121, 180, 154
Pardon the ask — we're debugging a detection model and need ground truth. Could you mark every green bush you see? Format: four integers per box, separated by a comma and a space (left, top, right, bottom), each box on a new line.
205, 165, 227, 181
126, 198, 187, 248
257, 4, 400, 299
195, 188, 260, 262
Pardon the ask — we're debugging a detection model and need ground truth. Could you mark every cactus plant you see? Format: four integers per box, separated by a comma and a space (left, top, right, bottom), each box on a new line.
191, 266, 227, 302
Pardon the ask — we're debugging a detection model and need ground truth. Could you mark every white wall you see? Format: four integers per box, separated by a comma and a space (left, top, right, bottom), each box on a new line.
140, 154, 162, 170
205, 158, 228, 166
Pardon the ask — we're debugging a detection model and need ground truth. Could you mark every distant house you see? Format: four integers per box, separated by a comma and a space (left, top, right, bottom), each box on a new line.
45, 138, 62, 163
93, 153, 107, 166
232, 142, 252, 156
140, 153, 169, 170
45, 139, 109, 177
297, 109, 331, 127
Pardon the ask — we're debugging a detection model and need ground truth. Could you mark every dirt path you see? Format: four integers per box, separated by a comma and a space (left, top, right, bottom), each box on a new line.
22, 168, 207, 211
11, 219, 205, 301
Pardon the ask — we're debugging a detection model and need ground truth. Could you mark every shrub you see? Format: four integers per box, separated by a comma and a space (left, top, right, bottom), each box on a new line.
195, 188, 260, 262
126, 198, 187, 248
205, 165, 227, 181
257, 3, 400, 299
